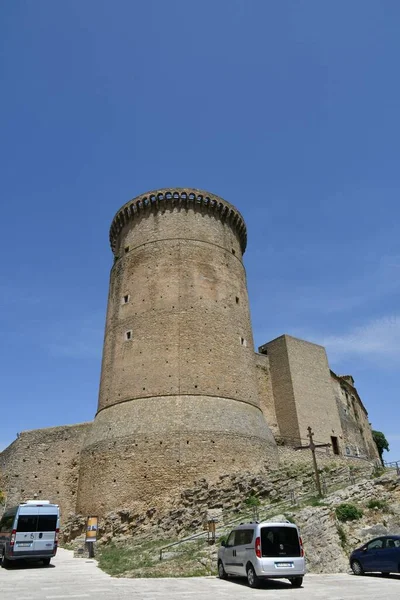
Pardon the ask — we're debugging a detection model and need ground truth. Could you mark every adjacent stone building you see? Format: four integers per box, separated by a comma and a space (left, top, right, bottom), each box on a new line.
0, 188, 379, 520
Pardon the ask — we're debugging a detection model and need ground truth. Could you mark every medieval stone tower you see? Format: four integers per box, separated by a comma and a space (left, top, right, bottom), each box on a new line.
76, 188, 277, 515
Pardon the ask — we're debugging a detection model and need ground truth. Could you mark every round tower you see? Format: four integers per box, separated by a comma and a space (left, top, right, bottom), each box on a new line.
77, 188, 277, 515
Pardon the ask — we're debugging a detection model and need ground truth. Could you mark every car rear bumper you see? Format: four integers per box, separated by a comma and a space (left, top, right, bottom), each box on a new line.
7, 550, 55, 561
255, 557, 306, 577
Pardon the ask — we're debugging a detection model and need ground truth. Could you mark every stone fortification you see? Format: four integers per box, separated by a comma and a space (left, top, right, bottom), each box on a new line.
0, 423, 90, 518
0, 188, 380, 524
258, 334, 380, 462
76, 188, 278, 515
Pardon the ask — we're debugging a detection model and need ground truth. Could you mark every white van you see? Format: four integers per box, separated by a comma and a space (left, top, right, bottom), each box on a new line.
218, 521, 305, 588
0, 500, 60, 567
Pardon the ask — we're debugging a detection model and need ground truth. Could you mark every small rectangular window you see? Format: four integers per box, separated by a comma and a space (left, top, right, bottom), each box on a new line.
123, 295, 129, 304
124, 246, 130, 253
125, 331, 132, 341
236, 297, 239, 304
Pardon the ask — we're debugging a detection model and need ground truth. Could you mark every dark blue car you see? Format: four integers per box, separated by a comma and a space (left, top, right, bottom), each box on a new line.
350, 535, 400, 576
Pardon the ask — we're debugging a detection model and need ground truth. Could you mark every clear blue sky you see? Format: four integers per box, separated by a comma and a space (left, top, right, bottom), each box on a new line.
1, 1, 399, 461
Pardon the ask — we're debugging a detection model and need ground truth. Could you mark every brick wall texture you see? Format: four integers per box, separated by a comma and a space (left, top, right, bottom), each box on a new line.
0, 189, 380, 521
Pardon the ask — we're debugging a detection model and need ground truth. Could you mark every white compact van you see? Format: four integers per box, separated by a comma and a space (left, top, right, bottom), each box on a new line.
0, 500, 60, 567
218, 521, 305, 588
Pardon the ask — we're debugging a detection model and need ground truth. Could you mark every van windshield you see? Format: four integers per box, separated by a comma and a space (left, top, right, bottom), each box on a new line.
17, 515, 57, 532
260, 526, 301, 557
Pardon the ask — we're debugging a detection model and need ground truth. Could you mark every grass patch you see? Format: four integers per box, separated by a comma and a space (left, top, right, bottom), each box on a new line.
335, 503, 363, 522
303, 495, 327, 508
97, 537, 216, 578
366, 498, 389, 511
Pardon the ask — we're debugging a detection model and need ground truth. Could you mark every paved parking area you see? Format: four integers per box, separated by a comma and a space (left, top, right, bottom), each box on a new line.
0, 549, 399, 599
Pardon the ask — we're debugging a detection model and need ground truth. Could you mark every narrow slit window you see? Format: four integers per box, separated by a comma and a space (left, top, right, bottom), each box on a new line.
125, 330, 132, 341
124, 246, 130, 254
236, 296, 239, 304
232, 248, 236, 255
123, 294, 130, 304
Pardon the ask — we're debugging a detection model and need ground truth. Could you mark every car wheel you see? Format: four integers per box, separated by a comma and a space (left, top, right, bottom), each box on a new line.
42, 558, 51, 566
218, 560, 227, 579
1, 552, 11, 569
246, 564, 260, 588
351, 560, 364, 576
290, 576, 303, 587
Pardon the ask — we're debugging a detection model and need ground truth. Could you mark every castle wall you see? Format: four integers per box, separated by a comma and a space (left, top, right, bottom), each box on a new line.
264, 335, 343, 448
77, 190, 277, 516
0, 423, 90, 519
331, 374, 379, 460
254, 352, 279, 437
260, 336, 300, 441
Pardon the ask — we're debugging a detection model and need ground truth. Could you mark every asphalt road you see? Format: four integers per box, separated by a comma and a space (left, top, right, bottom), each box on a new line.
0, 548, 399, 599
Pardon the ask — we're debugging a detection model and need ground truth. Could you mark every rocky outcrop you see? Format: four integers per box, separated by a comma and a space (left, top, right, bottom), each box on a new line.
283, 473, 400, 573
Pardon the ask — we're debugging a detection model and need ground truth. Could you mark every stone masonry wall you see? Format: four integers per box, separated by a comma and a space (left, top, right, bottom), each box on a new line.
264, 335, 344, 447
260, 336, 300, 440
254, 352, 279, 436
77, 190, 277, 516
331, 374, 379, 460
0, 423, 91, 519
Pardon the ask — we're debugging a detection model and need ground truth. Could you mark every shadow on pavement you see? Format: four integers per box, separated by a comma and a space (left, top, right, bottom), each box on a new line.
218, 576, 299, 589
358, 573, 400, 581
3, 561, 55, 570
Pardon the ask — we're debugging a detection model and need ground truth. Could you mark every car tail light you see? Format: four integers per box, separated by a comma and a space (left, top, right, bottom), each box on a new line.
299, 537, 304, 557
10, 529, 16, 549
255, 536, 261, 558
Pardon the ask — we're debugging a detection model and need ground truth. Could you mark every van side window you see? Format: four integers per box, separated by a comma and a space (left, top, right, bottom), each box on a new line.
16, 515, 38, 532
226, 531, 236, 547
235, 529, 254, 545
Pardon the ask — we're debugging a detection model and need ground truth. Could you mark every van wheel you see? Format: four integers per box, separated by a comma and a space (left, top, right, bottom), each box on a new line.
246, 564, 260, 588
218, 560, 227, 579
290, 576, 303, 587
42, 558, 51, 566
351, 560, 364, 576
1, 552, 10, 569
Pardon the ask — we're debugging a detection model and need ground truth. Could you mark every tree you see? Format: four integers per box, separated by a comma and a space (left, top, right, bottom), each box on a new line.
372, 430, 390, 465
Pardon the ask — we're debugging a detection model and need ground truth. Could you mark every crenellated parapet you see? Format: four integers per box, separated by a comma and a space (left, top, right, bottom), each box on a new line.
109, 188, 247, 254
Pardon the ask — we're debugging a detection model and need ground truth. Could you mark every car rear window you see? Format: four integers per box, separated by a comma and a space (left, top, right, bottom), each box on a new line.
37, 515, 57, 531
16, 514, 57, 532
16, 515, 38, 532
260, 526, 301, 557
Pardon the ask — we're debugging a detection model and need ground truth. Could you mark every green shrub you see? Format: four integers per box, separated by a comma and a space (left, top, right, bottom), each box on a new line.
335, 503, 363, 522
366, 498, 388, 511
244, 493, 260, 507
372, 466, 385, 478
